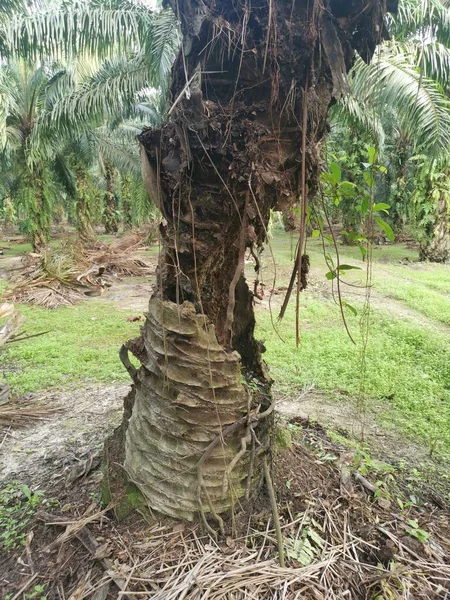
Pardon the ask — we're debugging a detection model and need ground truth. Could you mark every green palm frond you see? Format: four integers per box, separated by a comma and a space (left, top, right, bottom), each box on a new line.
52, 153, 77, 199
0, 0, 24, 14
416, 40, 450, 85
330, 96, 386, 147
350, 45, 450, 156
391, 0, 450, 43
144, 9, 180, 87
36, 53, 153, 139
1, 2, 154, 60
90, 127, 140, 175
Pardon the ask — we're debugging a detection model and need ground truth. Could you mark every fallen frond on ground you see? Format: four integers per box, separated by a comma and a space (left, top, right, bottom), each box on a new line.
0, 400, 61, 428
6, 232, 156, 308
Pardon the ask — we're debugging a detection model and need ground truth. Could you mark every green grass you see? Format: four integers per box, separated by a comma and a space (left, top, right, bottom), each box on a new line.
1, 242, 32, 257
255, 231, 450, 459
258, 299, 450, 458
373, 276, 450, 326
379, 263, 450, 294
301, 234, 419, 264
2, 228, 450, 461
0, 301, 141, 394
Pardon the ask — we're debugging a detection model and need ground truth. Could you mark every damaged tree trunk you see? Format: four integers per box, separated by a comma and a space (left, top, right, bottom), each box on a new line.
107, 0, 394, 523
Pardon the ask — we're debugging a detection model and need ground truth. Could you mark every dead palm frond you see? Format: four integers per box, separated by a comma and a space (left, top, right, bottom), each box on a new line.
7, 232, 156, 308
0, 400, 61, 428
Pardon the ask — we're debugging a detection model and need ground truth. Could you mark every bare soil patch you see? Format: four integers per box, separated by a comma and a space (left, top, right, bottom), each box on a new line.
0, 384, 129, 489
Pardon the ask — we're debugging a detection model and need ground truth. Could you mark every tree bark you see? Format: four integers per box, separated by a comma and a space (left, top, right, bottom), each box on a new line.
30, 177, 49, 253
121, 175, 133, 231
420, 192, 450, 263
107, 0, 394, 523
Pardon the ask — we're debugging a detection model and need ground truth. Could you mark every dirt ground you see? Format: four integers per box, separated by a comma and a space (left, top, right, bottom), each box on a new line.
0, 384, 128, 489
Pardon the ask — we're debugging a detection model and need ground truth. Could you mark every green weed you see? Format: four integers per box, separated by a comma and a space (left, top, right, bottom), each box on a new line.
257, 289, 450, 458
0, 482, 43, 550
0, 300, 141, 393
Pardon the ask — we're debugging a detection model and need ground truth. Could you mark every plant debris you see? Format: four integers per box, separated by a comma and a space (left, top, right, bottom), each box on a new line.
6, 233, 156, 309
0, 399, 61, 428
2, 423, 449, 600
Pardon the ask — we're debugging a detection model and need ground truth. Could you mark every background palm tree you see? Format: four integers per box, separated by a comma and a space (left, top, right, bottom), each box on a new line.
0, 61, 67, 250
0, 4, 178, 245
328, 0, 450, 261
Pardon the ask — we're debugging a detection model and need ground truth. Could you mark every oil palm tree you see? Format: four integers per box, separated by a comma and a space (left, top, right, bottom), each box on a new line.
104, 0, 395, 524
0, 61, 66, 250
330, 0, 450, 261
0, 4, 178, 248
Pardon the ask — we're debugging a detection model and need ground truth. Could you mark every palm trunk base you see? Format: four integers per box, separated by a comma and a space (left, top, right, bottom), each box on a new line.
106, 297, 272, 522
32, 230, 47, 253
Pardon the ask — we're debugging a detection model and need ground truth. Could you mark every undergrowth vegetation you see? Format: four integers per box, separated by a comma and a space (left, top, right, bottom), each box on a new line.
2, 230, 450, 461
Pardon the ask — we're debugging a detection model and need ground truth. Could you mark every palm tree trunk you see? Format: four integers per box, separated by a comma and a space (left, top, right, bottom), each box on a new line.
121, 175, 133, 231
103, 163, 119, 234
31, 228, 47, 253
106, 0, 394, 523
30, 176, 49, 253
420, 192, 450, 263
75, 170, 96, 246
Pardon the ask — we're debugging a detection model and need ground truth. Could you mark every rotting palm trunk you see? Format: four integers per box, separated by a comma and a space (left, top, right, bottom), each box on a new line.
420, 193, 450, 263
107, 0, 395, 523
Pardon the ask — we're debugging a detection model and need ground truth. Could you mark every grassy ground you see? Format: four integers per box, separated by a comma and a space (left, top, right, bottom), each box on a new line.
2, 230, 450, 465
1, 302, 141, 394
257, 230, 450, 462
0, 236, 144, 394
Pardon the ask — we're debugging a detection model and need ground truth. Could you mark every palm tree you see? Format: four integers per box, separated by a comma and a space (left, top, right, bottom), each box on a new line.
23, 9, 177, 237
0, 61, 66, 250
329, 0, 450, 261
0, 3, 178, 248
104, 0, 395, 524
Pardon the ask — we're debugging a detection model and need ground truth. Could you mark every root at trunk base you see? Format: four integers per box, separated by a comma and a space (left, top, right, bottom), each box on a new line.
105, 297, 274, 524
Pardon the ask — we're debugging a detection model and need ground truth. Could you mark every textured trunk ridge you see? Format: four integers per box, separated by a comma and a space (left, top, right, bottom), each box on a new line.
124, 299, 265, 521
109, 0, 396, 523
